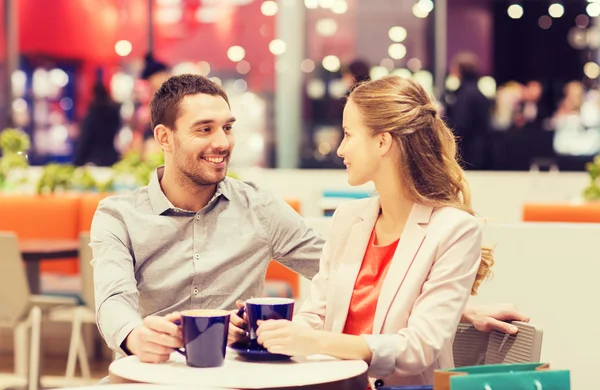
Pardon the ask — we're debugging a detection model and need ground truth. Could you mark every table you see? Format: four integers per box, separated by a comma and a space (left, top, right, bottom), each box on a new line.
109, 350, 369, 389
19, 239, 79, 294
57, 385, 222, 390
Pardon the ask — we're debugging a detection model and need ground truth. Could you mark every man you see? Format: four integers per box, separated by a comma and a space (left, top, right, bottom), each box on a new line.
92, 74, 528, 365
443, 52, 490, 169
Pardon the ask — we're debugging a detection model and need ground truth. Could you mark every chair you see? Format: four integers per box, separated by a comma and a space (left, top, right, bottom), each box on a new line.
374, 322, 543, 390
48, 232, 96, 384
452, 321, 543, 367
0, 232, 77, 390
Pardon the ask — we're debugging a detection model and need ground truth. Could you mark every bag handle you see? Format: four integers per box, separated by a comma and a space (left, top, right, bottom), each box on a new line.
483, 379, 543, 390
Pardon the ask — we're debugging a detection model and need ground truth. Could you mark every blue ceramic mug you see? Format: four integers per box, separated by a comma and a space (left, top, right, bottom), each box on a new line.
238, 297, 295, 350
174, 309, 230, 367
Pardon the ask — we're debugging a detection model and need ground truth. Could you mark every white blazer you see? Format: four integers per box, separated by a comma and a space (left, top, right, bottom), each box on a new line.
294, 196, 482, 387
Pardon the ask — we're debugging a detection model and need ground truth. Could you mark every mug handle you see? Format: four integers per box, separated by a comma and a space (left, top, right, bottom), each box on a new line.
172, 319, 186, 357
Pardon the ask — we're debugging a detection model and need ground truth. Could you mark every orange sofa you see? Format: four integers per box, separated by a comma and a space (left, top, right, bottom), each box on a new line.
522, 202, 600, 223
0, 195, 81, 273
0, 193, 303, 296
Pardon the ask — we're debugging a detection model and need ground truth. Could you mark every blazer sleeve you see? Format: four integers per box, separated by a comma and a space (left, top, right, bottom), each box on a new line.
292, 209, 342, 330
363, 215, 482, 378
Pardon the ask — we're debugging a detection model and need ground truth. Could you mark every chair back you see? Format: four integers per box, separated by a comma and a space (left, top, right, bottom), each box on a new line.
0, 232, 30, 325
453, 321, 543, 367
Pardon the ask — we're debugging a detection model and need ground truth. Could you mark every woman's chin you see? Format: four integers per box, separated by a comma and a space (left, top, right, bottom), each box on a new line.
346, 174, 366, 187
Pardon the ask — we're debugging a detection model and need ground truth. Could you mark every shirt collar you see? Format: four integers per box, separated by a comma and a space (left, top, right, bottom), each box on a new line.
148, 166, 231, 215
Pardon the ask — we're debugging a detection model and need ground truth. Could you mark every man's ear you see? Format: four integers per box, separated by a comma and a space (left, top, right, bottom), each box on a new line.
154, 124, 172, 152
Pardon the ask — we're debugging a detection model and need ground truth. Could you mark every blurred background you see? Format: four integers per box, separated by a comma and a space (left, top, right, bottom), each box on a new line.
1, 0, 600, 173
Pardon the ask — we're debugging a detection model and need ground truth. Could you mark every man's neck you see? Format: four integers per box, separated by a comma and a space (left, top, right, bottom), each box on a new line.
160, 166, 217, 212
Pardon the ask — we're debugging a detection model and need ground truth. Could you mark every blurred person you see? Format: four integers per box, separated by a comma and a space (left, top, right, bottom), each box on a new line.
91, 74, 529, 370
554, 81, 584, 119
142, 52, 171, 93
131, 52, 171, 158
255, 76, 495, 387
514, 80, 551, 129
329, 59, 371, 124
491, 82, 523, 131
443, 52, 490, 169
341, 59, 371, 92
553, 81, 600, 156
74, 80, 121, 166
325, 59, 372, 163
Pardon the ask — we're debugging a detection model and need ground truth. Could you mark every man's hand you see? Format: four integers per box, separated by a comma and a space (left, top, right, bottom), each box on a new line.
463, 303, 530, 335
228, 300, 248, 346
125, 312, 183, 363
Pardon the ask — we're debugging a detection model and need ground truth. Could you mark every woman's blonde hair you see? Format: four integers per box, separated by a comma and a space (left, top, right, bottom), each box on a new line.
349, 75, 493, 295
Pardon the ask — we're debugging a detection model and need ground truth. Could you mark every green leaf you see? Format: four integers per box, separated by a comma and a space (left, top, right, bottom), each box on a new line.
0, 128, 31, 154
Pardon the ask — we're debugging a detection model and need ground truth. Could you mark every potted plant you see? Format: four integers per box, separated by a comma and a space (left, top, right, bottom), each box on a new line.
0, 128, 31, 191
111, 151, 160, 190
583, 155, 600, 201
36, 163, 76, 194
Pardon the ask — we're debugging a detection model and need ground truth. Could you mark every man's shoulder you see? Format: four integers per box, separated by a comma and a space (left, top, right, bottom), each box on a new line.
222, 177, 273, 206
96, 186, 151, 215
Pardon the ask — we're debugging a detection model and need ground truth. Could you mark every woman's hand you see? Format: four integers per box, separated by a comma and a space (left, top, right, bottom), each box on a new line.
256, 320, 319, 356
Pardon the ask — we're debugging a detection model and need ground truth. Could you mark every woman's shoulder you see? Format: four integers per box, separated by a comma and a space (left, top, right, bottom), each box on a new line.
429, 206, 483, 240
330, 197, 380, 228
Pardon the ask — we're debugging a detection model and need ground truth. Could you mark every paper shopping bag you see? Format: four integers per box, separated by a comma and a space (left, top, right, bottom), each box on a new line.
434, 363, 570, 390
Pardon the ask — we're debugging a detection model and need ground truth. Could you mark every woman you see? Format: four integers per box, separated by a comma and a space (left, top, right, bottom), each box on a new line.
255, 76, 494, 387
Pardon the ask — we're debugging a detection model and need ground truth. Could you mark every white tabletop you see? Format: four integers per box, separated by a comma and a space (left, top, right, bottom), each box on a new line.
109, 348, 369, 389
57, 385, 218, 390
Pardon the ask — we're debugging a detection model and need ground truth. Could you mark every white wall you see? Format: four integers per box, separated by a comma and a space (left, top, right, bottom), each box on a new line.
472, 222, 600, 388
235, 168, 589, 222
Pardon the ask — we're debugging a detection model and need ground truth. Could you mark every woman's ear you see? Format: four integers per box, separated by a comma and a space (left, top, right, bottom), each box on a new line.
154, 124, 172, 152
379, 132, 394, 156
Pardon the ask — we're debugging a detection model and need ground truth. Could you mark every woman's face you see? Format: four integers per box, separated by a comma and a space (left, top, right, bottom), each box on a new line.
337, 99, 383, 186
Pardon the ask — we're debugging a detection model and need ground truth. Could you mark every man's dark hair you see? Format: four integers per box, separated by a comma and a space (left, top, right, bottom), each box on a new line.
346, 59, 371, 84
451, 52, 481, 80
150, 74, 230, 130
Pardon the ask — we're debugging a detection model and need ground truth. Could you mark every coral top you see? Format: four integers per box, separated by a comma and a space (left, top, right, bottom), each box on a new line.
343, 228, 400, 335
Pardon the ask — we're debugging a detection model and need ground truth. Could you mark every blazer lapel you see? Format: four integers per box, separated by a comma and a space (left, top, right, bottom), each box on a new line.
329, 198, 380, 333
372, 203, 433, 334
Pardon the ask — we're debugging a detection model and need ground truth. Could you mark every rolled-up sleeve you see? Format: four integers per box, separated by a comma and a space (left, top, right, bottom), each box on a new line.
259, 193, 324, 279
90, 199, 143, 355
363, 217, 482, 378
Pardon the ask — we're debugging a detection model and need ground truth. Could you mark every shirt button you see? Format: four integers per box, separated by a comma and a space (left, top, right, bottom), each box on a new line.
193, 288, 199, 294
196, 215, 200, 221
195, 254, 200, 260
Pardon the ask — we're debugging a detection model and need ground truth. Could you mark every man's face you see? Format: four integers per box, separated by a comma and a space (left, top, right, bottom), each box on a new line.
170, 93, 236, 187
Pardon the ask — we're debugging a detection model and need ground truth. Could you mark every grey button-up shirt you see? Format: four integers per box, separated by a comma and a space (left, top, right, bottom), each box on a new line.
91, 167, 323, 355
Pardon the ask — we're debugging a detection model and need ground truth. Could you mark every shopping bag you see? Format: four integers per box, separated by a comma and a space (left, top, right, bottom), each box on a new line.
434, 363, 570, 390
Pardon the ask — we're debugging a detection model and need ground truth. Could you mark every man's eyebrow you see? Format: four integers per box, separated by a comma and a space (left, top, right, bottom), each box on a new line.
191, 117, 236, 127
